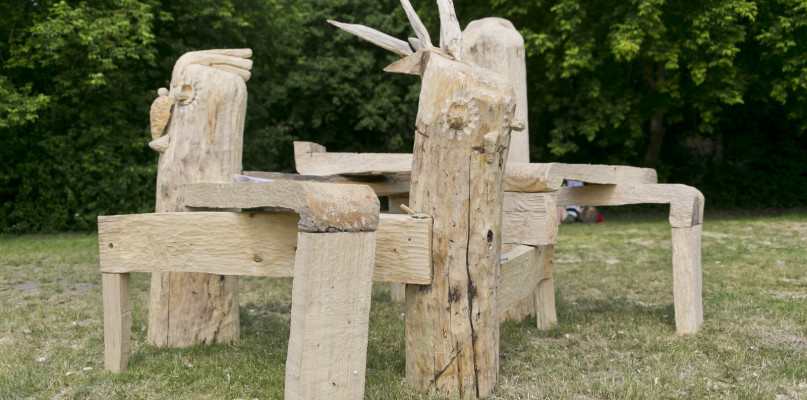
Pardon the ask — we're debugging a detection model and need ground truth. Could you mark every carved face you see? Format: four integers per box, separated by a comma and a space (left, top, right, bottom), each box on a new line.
148, 49, 253, 152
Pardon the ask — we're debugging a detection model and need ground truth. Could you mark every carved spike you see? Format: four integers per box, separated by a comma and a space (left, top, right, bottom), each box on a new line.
409, 37, 425, 52
149, 134, 170, 153
436, 0, 462, 59
149, 94, 175, 140
328, 20, 413, 57
384, 50, 425, 75
400, 0, 432, 48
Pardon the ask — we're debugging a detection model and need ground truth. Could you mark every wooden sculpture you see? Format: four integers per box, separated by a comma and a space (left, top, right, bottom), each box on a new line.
331, 1, 523, 397
146, 49, 253, 347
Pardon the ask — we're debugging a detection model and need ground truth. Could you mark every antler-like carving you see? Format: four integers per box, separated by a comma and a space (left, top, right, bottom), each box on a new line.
329, 0, 463, 70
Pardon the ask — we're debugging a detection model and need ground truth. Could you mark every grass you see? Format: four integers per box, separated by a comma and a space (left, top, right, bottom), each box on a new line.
1, 210, 806, 399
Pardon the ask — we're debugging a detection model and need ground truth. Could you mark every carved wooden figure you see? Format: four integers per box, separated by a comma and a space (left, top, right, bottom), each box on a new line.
146, 49, 253, 347
331, 1, 522, 397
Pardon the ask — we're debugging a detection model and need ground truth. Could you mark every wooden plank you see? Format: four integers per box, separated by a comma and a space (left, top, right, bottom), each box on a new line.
502, 192, 558, 246
387, 196, 410, 302
98, 212, 431, 284
294, 141, 412, 176
148, 49, 251, 347
497, 245, 550, 316
242, 171, 410, 197
672, 225, 703, 335
557, 184, 704, 227
504, 163, 657, 193
285, 232, 375, 400
184, 181, 380, 233
534, 245, 557, 330
404, 53, 513, 398
103, 273, 131, 373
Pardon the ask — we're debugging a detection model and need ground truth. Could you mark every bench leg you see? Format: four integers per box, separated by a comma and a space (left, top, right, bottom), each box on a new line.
103, 272, 131, 373
285, 232, 376, 400
672, 225, 703, 334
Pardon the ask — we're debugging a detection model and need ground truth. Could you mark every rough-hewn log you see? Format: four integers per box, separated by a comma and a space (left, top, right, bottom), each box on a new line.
285, 232, 376, 400
557, 184, 703, 227
98, 212, 431, 284
148, 49, 252, 347
404, 53, 515, 398
463, 18, 529, 164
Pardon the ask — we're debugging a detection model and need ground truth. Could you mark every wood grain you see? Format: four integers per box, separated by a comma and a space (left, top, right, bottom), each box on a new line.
103, 273, 131, 373
285, 232, 376, 400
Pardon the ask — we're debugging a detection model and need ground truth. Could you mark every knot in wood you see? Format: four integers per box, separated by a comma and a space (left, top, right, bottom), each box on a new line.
447, 103, 468, 129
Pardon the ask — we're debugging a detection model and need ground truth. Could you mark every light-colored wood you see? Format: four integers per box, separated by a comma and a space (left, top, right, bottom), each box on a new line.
498, 246, 551, 316
242, 171, 410, 197
103, 273, 131, 373
557, 184, 704, 227
285, 232, 376, 400
400, 0, 432, 48
463, 18, 529, 164
98, 212, 430, 283
436, 0, 462, 58
405, 53, 515, 398
502, 192, 558, 246
327, 20, 413, 57
409, 37, 425, 52
534, 275, 558, 330
149, 90, 174, 140
149, 49, 252, 347
388, 195, 410, 302
672, 225, 703, 335
293, 141, 412, 176
504, 162, 657, 193
184, 181, 380, 232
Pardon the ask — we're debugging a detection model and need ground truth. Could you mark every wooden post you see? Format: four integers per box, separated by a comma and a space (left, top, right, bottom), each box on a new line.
102, 273, 131, 373
146, 49, 253, 347
284, 232, 376, 400
389, 195, 410, 302
534, 246, 558, 329
672, 224, 703, 334
463, 18, 529, 164
405, 53, 516, 398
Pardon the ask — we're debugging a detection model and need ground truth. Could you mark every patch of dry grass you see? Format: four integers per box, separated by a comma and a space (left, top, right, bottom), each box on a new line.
1, 210, 805, 399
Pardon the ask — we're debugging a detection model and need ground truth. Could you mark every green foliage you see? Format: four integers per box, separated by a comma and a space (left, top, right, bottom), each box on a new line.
1, 0, 806, 233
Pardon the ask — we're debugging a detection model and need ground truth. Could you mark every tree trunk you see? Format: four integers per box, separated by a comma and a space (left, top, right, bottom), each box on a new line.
645, 108, 665, 162
405, 53, 515, 398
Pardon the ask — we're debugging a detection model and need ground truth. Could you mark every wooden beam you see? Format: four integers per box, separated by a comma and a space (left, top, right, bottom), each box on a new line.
294, 141, 412, 176
502, 192, 558, 246
672, 225, 703, 335
497, 245, 551, 316
184, 181, 380, 233
241, 171, 410, 197
557, 184, 704, 227
98, 212, 431, 284
285, 231, 375, 399
103, 273, 131, 373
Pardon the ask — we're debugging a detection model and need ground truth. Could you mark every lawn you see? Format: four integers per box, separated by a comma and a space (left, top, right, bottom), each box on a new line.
1, 210, 806, 399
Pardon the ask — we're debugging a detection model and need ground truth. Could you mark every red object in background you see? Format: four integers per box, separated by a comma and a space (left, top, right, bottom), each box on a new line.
597, 213, 604, 223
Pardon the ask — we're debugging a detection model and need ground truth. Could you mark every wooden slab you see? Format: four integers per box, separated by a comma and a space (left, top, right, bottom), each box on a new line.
502, 192, 558, 246
294, 141, 412, 176
672, 225, 703, 335
184, 181, 380, 232
242, 171, 410, 197
557, 184, 704, 227
98, 212, 431, 284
